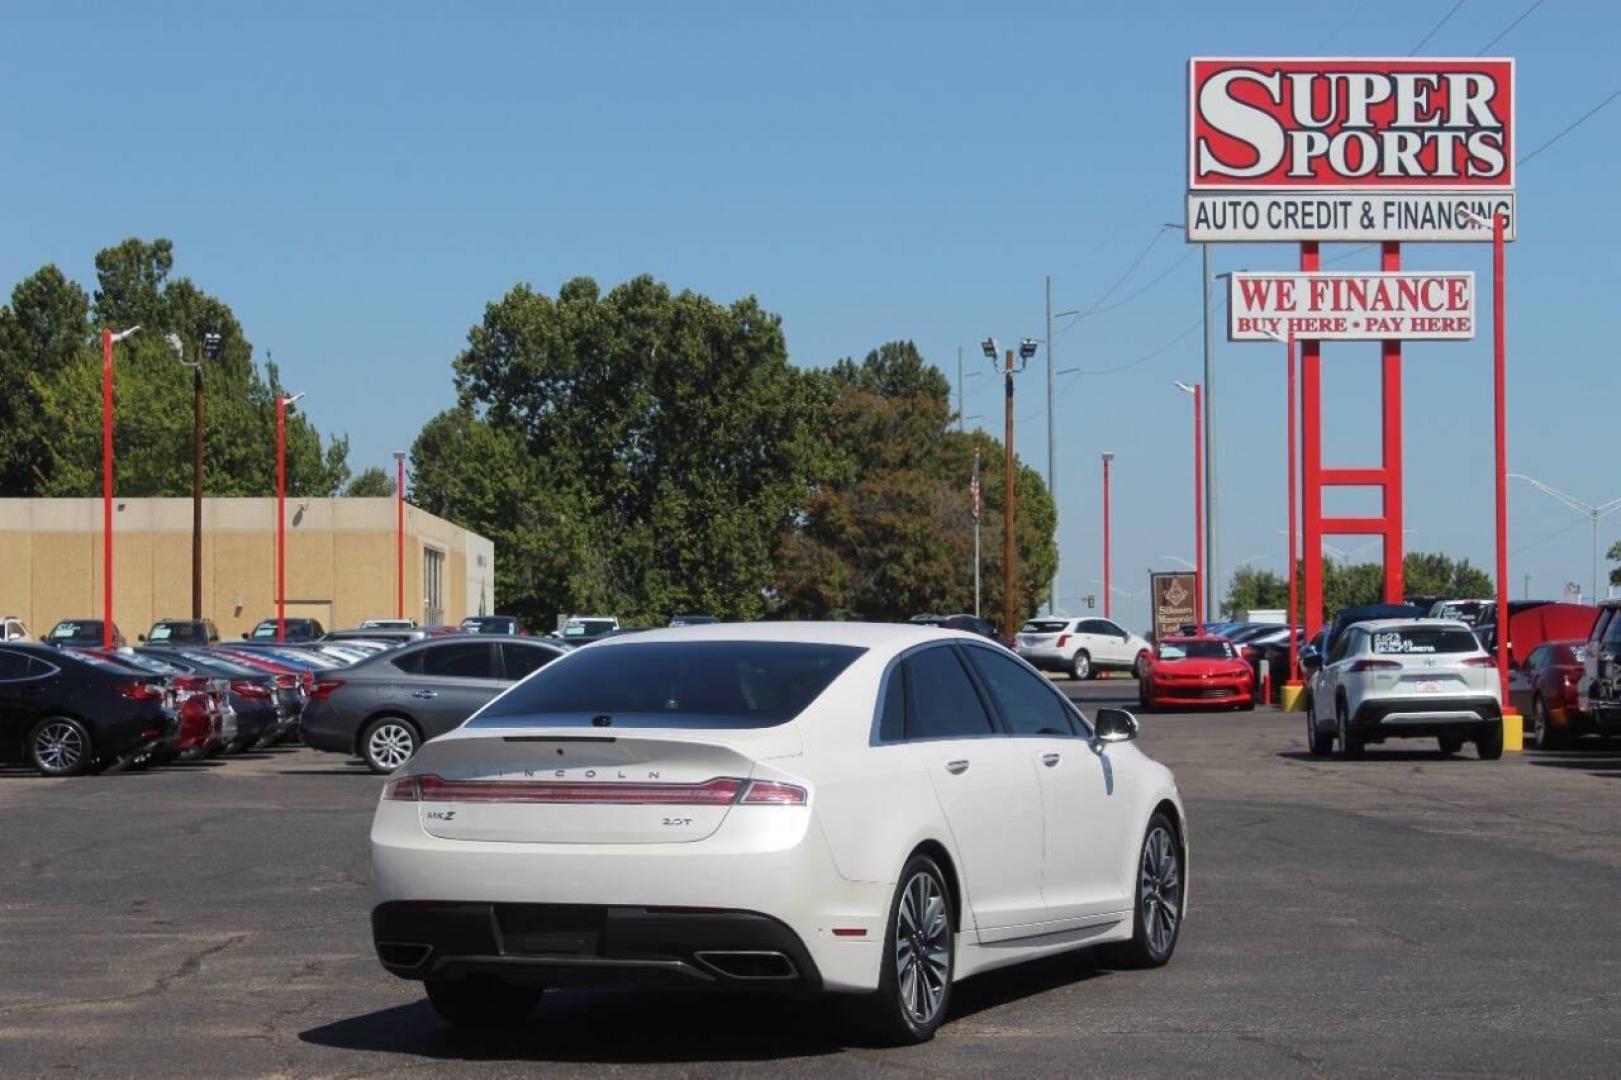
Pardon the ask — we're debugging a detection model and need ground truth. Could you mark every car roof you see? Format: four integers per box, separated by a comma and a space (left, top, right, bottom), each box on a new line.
582, 620, 982, 653
1162, 635, 1228, 644
1351, 618, 1473, 632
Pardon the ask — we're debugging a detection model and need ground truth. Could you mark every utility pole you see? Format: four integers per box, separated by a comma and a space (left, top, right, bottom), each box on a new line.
1045, 275, 1056, 615
1201, 243, 1218, 621
972, 449, 982, 618
191, 347, 204, 619
957, 346, 965, 432
1003, 347, 1017, 643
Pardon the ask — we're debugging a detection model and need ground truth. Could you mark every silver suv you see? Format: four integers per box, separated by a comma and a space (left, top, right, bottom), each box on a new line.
1304, 618, 1502, 760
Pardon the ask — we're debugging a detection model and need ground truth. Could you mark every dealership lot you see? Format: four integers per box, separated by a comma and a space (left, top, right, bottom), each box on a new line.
3, 682, 1619, 1078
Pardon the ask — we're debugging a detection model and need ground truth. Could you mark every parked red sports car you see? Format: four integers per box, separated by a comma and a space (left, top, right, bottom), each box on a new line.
1139, 636, 1255, 711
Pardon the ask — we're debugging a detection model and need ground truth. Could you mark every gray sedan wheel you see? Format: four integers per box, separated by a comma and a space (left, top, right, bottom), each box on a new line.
362, 717, 419, 774
29, 716, 93, 777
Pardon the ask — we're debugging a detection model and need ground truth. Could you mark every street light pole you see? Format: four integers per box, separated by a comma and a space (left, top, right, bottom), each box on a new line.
1174, 380, 1204, 634
1507, 474, 1621, 604
101, 325, 140, 649
1003, 348, 1017, 643
1101, 452, 1114, 619
276, 391, 305, 643
394, 451, 406, 620
1046, 275, 1056, 614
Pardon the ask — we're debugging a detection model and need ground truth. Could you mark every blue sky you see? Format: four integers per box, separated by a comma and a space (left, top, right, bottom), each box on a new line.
5, 1, 1618, 629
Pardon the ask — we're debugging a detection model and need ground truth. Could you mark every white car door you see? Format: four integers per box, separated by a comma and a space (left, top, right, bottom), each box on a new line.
961, 646, 1131, 924
901, 643, 1047, 940
1092, 619, 1133, 667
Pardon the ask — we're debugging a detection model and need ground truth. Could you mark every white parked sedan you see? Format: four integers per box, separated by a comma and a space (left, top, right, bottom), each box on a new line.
370, 622, 1186, 1044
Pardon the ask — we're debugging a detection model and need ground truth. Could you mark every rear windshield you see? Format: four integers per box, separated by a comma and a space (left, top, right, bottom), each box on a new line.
49, 622, 98, 640
473, 641, 866, 729
1020, 621, 1069, 634
1160, 641, 1233, 660
1369, 628, 1481, 655
563, 620, 617, 638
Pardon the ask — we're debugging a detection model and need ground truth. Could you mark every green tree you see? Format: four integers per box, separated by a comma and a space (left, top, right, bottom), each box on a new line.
426, 275, 833, 624
771, 342, 1057, 627
2, 238, 352, 498
343, 466, 396, 497
1608, 540, 1621, 588
1222, 566, 1288, 618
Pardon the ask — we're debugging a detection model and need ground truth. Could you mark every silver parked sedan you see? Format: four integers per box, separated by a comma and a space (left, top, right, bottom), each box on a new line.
300, 635, 567, 772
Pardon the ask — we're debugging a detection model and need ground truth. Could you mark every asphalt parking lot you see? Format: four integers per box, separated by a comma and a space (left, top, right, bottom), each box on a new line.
4, 682, 1620, 1078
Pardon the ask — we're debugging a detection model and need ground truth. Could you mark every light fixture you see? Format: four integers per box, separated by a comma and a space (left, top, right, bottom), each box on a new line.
1018, 338, 1039, 360
202, 332, 223, 361
1173, 380, 1197, 394
981, 338, 998, 360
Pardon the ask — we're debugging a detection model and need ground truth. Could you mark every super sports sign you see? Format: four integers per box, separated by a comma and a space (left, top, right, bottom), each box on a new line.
1186, 58, 1515, 242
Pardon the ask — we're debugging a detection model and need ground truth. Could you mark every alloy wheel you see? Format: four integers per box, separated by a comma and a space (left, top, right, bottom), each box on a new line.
367, 722, 416, 771
1072, 652, 1090, 680
1532, 698, 1548, 748
894, 870, 950, 1026
35, 720, 85, 774
1139, 825, 1181, 957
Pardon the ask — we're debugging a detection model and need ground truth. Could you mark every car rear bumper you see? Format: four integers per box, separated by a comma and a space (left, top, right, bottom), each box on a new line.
372, 901, 822, 995
1350, 695, 1501, 735
370, 802, 890, 993
1016, 646, 1068, 669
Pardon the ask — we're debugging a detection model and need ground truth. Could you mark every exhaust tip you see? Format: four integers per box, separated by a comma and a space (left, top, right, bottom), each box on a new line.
695, 950, 797, 980
376, 941, 432, 969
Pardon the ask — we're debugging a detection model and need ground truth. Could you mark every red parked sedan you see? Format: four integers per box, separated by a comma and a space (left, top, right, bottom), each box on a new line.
1139, 636, 1255, 711
1507, 639, 1589, 749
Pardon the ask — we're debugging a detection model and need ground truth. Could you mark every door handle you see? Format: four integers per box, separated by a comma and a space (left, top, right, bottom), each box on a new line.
411, 689, 439, 700
1041, 752, 1061, 767
944, 759, 969, 775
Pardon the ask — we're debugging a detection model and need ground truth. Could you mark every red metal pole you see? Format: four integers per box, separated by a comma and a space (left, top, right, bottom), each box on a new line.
1381, 241, 1405, 604
1102, 454, 1113, 619
1193, 384, 1204, 635
1286, 333, 1300, 684
1300, 242, 1324, 643
1492, 213, 1512, 697
276, 397, 287, 644
396, 455, 405, 620
101, 329, 114, 650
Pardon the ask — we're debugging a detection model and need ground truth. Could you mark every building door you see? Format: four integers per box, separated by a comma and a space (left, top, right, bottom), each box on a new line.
423, 547, 445, 627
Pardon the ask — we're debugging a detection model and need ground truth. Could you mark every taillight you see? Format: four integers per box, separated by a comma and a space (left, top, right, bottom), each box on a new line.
231, 680, 272, 699
739, 780, 809, 805
1348, 659, 1401, 672
273, 673, 297, 690
1460, 656, 1497, 668
310, 678, 345, 701
394, 774, 749, 805
1056, 634, 1070, 648
172, 674, 208, 694
114, 681, 165, 702
300, 672, 315, 692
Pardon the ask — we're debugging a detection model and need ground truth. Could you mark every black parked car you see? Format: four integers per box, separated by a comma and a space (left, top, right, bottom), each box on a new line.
137, 647, 287, 751
45, 619, 126, 648
301, 635, 568, 773
244, 617, 326, 642
0, 644, 174, 775
141, 619, 220, 645
908, 613, 998, 639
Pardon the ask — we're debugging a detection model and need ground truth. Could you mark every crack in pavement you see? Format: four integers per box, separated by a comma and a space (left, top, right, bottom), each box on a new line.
0, 933, 248, 1017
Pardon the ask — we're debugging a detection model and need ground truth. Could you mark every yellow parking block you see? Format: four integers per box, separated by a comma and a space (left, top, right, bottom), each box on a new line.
1279, 683, 1307, 712
1501, 709, 1523, 752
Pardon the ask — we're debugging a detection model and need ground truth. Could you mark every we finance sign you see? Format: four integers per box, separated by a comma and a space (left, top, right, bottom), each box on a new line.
1228, 272, 1476, 342
1186, 58, 1516, 242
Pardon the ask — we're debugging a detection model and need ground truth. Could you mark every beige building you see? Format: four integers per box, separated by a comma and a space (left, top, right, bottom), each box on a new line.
0, 497, 495, 640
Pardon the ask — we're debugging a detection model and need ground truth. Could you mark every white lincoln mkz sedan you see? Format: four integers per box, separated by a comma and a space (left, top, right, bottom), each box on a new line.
369, 622, 1187, 1044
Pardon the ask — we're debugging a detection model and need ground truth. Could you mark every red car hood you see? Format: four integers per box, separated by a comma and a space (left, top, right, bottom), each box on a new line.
1152, 659, 1250, 678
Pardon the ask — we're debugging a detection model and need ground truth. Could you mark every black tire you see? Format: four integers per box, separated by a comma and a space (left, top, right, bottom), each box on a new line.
1530, 695, 1565, 750
1436, 735, 1465, 756
1070, 651, 1092, 681
424, 977, 542, 1029
1335, 697, 1363, 760
1134, 652, 1151, 679
1239, 697, 1256, 712
28, 716, 94, 777
1476, 720, 1504, 761
1306, 696, 1334, 757
860, 854, 955, 1046
1101, 812, 1184, 969
361, 716, 419, 774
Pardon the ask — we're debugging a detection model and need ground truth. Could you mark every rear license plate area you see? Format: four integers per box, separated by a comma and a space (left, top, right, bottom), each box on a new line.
496, 905, 605, 956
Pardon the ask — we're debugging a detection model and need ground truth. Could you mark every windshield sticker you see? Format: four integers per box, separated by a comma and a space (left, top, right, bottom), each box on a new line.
1372, 632, 1433, 654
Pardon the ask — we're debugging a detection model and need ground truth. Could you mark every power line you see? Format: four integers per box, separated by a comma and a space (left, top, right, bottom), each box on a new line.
1057, 247, 1198, 339
1072, 226, 1174, 319
1511, 512, 1590, 555
1410, 0, 1468, 54
1477, 0, 1547, 53
1519, 85, 1621, 166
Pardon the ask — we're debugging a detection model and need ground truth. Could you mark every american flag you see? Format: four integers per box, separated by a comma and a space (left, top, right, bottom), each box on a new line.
969, 452, 981, 521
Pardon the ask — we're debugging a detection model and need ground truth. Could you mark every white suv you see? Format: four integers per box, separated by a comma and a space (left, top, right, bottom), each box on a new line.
1016, 616, 1152, 680
1304, 618, 1503, 760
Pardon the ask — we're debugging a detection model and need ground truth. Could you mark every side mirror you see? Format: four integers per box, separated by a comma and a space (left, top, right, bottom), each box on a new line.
1094, 708, 1139, 743
1299, 644, 1322, 672
241, 633, 250, 640
137, 634, 146, 642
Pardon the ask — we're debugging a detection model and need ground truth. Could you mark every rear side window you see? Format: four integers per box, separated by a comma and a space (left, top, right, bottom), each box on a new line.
877, 665, 907, 742
1368, 627, 1482, 655
418, 642, 498, 679
474, 641, 865, 729
1604, 611, 1621, 648
1589, 610, 1611, 645
1020, 620, 1068, 634
501, 643, 559, 680
903, 646, 995, 740
962, 647, 1076, 737
0, 649, 33, 680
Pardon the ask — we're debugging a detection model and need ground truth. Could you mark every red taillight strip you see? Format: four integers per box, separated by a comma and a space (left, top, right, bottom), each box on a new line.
407, 774, 746, 805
